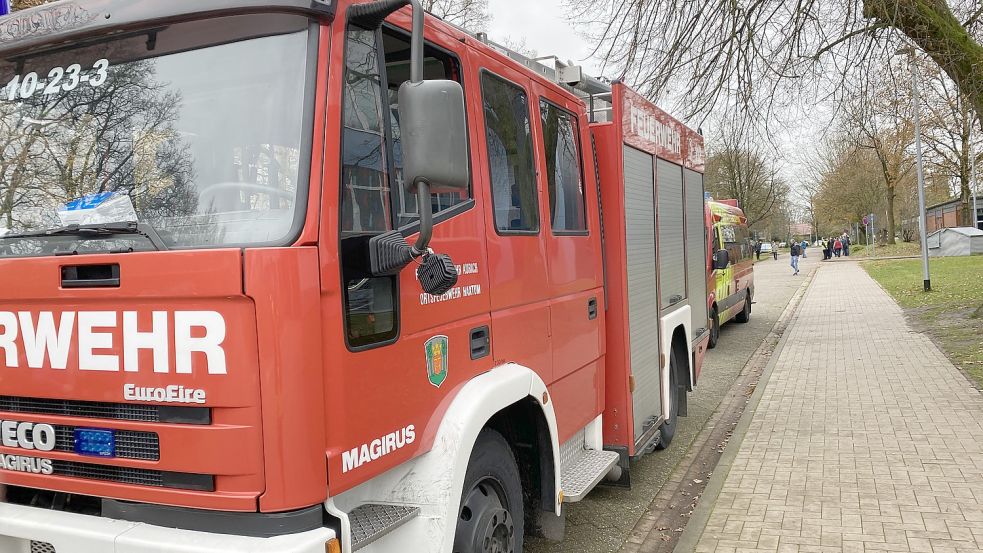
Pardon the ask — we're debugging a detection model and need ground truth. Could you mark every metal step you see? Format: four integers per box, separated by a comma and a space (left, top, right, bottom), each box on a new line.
350, 503, 420, 551
560, 448, 621, 502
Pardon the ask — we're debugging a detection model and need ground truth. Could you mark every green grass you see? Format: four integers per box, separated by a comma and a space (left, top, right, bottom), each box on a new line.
863, 256, 983, 387
850, 241, 922, 258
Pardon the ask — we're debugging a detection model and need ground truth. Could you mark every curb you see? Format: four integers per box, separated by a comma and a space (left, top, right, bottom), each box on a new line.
672, 268, 818, 553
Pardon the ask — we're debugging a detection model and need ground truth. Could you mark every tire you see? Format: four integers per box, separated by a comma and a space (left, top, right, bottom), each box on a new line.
708, 307, 720, 349
655, 351, 680, 450
735, 291, 751, 323
453, 429, 524, 553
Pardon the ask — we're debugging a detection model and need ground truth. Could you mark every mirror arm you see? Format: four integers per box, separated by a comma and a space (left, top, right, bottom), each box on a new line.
412, 179, 433, 255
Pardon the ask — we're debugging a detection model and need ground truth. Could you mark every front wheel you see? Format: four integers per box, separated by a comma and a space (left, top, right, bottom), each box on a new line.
454, 429, 524, 553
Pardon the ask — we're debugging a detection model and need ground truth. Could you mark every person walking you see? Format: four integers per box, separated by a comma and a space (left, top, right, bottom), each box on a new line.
790, 241, 801, 275
800, 239, 808, 258
833, 237, 843, 258
841, 233, 850, 257
755, 240, 762, 261
771, 240, 778, 260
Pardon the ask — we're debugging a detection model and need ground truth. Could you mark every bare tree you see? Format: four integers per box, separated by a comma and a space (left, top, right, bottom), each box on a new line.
421, 0, 489, 32
565, 0, 983, 129
705, 126, 788, 232
921, 63, 980, 226
846, 73, 915, 244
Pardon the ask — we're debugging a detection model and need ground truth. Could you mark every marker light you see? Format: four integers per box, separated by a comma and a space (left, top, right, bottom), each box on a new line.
74, 428, 116, 458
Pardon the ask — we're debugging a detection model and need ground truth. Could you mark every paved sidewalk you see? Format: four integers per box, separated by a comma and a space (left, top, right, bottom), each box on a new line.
686, 261, 983, 553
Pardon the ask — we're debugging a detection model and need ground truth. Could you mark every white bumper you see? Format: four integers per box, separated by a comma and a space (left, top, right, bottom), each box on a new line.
0, 503, 336, 553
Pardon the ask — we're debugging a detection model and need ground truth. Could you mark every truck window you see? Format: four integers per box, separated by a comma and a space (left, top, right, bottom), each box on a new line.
339, 26, 471, 348
382, 29, 470, 228
481, 73, 539, 233
341, 25, 397, 348
540, 100, 587, 233
0, 15, 315, 257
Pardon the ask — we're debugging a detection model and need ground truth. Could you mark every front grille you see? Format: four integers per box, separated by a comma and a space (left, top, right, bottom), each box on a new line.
53, 426, 160, 461
1, 396, 159, 421
0, 396, 210, 424
50, 460, 214, 491
31, 542, 56, 553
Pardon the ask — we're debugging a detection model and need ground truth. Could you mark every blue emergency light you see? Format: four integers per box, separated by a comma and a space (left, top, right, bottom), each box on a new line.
74, 428, 116, 458
0, 0, 10, 17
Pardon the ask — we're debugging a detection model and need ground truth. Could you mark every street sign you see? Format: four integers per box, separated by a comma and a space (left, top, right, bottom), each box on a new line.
0, 0, 10, 17
863, 216, 869, 226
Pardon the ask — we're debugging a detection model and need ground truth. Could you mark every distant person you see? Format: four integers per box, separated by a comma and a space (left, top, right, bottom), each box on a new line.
800, 239, 808, 258
823, 238, 832, 260
841, 233, 850, 256
755, 240, 762, 261
771, 241, 778, 260
833, 237, 843, 258
790, 241, 801, 275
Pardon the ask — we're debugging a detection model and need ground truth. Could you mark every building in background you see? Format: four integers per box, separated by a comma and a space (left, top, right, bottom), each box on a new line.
925, 198, 983, 232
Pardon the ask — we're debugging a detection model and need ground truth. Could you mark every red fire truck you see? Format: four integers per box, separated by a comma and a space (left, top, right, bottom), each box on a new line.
0, 1, 708, 551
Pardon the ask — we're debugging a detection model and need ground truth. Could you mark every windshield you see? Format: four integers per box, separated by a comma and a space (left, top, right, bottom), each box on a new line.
0, 14, 315, 257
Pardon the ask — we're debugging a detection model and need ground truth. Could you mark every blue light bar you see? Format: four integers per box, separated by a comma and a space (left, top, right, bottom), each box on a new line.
74, 428, 116, 458
0, 0, 10, 17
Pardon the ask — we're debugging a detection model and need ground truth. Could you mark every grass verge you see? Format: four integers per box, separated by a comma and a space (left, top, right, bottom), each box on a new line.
851, 241, 921, 258
863, 256, 983, 387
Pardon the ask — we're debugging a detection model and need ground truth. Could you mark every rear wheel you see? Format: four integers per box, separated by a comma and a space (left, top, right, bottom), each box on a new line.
655, 351, 680, 450
708, 307, 720, 349
454, 429, 524, 553
735, 292, 751, 323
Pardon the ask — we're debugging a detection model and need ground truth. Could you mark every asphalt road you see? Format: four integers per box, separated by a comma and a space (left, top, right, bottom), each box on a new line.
526, 252, 819, 553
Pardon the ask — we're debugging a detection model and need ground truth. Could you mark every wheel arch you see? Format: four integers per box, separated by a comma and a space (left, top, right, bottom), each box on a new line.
325, 363, 561, 553
659, 307, 693, 421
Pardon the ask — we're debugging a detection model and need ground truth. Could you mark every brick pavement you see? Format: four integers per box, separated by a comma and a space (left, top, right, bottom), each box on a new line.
689, 261, 983, 553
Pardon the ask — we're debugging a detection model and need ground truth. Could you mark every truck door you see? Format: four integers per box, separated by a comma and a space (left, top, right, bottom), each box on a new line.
472, 61, 552, 384
533, 87, 605, 438
323, 21, 492, 491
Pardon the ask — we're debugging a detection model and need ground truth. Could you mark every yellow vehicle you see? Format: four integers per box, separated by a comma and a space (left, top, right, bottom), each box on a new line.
706, 200, 755, 348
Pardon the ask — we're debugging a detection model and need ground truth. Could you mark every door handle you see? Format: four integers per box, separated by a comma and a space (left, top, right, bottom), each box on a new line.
588, 297, 598, 320
470, 326, 490, 360
61, 264, 120, 288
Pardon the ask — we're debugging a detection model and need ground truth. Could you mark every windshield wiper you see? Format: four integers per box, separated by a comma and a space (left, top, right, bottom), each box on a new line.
1, 221, 168, 251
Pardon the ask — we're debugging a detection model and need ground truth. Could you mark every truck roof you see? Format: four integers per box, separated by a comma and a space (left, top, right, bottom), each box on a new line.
0, 0, 335, 56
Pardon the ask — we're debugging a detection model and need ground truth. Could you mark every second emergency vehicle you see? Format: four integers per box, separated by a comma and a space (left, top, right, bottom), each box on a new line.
706, 199, 755, 348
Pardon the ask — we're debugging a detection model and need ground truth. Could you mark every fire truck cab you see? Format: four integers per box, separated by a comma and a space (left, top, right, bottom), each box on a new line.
0, 1, 708, 552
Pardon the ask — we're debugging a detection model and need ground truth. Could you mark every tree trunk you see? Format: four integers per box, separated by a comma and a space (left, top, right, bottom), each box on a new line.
864, 0, 983, 128
886, 184, 897, 244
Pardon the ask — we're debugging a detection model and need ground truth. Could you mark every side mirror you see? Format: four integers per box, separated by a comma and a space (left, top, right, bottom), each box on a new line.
398, 79, 470, 194
712, 249, 730, 270
362, 0, 464, 297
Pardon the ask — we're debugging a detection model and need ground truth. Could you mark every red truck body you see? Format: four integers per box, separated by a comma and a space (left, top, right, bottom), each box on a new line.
0, 2, 708, 551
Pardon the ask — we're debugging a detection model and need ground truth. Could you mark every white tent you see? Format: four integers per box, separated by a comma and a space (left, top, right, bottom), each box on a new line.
927, 227, 983, 257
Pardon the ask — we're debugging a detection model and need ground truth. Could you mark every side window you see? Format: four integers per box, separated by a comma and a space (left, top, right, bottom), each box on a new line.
540, 100, 587, 233
721, 225, 741, 263
340, 26, 397, 348
382, 29, 470, 228
481, 73, 538, 233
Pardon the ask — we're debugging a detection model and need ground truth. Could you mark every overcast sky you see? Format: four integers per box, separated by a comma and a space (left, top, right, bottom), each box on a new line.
486, 0, 604, 77
484, 0, 819, 192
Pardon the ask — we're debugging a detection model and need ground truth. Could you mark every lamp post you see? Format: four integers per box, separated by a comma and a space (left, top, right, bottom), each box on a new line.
899, 46, 931, 291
